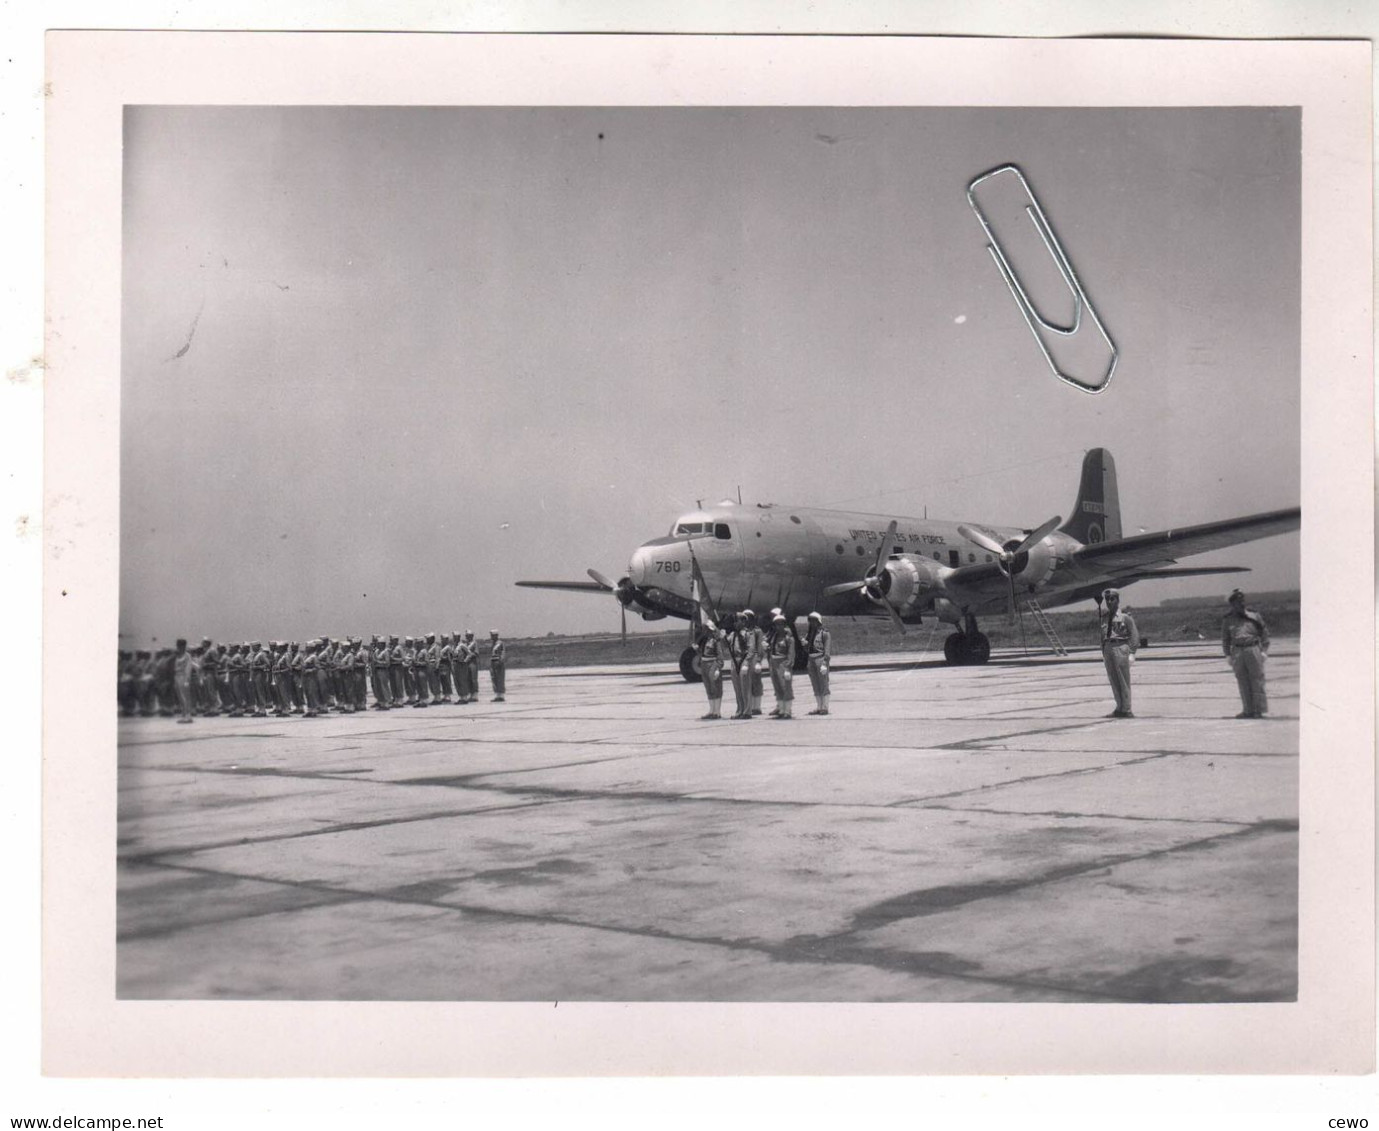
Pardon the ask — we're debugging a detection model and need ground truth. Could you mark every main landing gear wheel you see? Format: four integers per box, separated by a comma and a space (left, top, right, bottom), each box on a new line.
966, 632, 991, 664
943, 632, 992, 665
679, 646, 702, 684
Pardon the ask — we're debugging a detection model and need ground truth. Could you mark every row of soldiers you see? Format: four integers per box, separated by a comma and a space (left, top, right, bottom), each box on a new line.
117, 632, 509, 722
694, 609, 832, 721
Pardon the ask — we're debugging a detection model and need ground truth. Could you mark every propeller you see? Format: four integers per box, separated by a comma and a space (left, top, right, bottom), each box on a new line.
822, 520, 906, 634
956, 514, 1062, 623
587, 568, 629, 645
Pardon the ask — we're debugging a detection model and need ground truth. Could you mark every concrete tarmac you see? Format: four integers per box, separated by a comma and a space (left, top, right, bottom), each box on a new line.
117, 641, 1298, 1002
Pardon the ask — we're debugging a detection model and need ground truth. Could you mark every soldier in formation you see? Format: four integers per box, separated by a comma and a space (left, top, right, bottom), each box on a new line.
117, 627, 511, 718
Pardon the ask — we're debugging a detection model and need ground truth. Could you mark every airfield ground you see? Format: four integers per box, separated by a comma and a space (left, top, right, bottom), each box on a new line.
117, 640, 1298, 1002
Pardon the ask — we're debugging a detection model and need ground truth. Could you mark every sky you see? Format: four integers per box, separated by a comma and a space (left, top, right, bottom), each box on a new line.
120, 106, 1301, 644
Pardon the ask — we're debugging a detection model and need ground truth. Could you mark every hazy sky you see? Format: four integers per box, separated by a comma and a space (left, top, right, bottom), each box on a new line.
120, 106, 1300, 643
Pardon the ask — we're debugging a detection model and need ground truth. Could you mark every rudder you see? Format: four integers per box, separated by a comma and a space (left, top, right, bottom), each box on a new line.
1060, 448, 1121, 545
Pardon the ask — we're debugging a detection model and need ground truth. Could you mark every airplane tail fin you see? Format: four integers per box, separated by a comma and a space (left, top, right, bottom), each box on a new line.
1059, 448, 1121, 545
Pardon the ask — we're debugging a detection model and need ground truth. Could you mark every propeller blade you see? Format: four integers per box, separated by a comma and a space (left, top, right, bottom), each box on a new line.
956, 523, 1007, 558
620, 602, 627, 647
1014, 515, 1062, 555
885, 602, 907, 635
823, 579, 867, 597
1007, 570, 1019, 625
872, 520, 899, 575
586, 569, 616, 591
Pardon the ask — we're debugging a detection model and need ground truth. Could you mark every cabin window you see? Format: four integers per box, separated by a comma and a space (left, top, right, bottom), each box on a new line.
790, 515, 802, 524
933, 552, 941, 561
835, 544, 844, 555
968, 553, 976, 563
714, 523, 731, 540
856, 546, 866, 556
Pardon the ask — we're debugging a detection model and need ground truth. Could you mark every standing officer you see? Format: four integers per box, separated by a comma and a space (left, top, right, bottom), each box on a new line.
300, 640, 322, 717
456, 631, 470, 700
696, 621, 725, 719
1099, 588, 1139, 718
316, 636, 336, 710
172, 638, 195, 723
489, 630, 507, 701
249, 641, 271, 718
199, 639, 221, 716
767, 613, 796, 720
154, 649, 176, 716
353, 638, 369, 711
269, 642, 289, 716
287, 641, 305, 713
424, 632, 442, 705
805, 612, 832, 715
387, 635, 406, 707
226, 644, 247, 717
370, 635, 392, 709
1221, 588, 1270, 718
438, 634, 455, 703
723, 613, 748, 720
400, 636, 417, 704
764, 607, 785, 711
466, 631, 482, 703
336, 639, 356, 712
738, 610, 764, 717
408, 636, 429, 707
464, 631, 481, 702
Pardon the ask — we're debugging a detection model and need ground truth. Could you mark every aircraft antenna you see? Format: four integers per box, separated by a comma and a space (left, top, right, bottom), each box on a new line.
737, 486, 742, 504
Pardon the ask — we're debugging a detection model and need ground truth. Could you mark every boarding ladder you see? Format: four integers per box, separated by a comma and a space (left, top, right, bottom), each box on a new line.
1022, 597, 1069, 656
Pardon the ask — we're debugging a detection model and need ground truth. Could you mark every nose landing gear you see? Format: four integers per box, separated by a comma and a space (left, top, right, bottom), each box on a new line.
942, 614, 991, 665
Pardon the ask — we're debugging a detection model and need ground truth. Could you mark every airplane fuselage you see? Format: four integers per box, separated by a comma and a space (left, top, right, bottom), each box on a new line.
626, 501, 1082, 627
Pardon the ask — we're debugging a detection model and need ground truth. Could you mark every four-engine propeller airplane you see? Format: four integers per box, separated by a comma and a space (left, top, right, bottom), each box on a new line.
517, 449, 1300, 681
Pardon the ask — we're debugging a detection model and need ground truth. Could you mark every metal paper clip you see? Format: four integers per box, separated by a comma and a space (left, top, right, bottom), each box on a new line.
967, 164, 1117, 394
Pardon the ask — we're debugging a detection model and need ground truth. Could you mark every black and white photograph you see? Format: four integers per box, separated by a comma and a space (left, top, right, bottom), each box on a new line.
38, 31, 1371, 1083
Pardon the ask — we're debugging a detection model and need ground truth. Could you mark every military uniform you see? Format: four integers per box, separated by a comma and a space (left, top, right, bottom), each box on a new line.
199, 643, 221, 716
371, 636, 392, 709
738, 613, 765, 717
438, 636, 455, 702
300, 642, 322, 717
805, 614, 832, 715
725, 616, 748, 719
1222, 592, 1270, 718
387, 637, 405, 704
270, 644, 291, 715
697, 626, 725, 719
423, 634, 441, 705
767, 617, 796, 719
1099, 589, 1139, 718
172, 643, 194, 723
288, 644, 305, 712
489, 632, 506, 700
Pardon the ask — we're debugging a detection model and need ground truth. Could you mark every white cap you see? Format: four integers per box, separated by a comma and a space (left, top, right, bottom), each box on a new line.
808, 612, 823, 622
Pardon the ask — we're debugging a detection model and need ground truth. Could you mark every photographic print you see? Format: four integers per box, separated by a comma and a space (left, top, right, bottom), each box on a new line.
44, 33, 1371, 1076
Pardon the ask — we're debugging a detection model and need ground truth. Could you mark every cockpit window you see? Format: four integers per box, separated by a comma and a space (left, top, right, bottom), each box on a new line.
674, 522, 705, 535
714, 523, 731, 540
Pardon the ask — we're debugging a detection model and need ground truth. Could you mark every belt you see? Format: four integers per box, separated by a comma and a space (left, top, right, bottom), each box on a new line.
1231, 641, 1261, 649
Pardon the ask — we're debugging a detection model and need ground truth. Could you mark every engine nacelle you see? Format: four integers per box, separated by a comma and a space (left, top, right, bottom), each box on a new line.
879, 555, 948, 616
1004, 540, 1057, 588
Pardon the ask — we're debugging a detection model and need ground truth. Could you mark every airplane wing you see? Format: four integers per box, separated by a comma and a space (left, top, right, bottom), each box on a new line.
515, 580, 609, 593
1070, 507, 1300, 573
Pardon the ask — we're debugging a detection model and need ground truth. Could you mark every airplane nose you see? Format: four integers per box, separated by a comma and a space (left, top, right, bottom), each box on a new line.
628, 544, 655, 587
